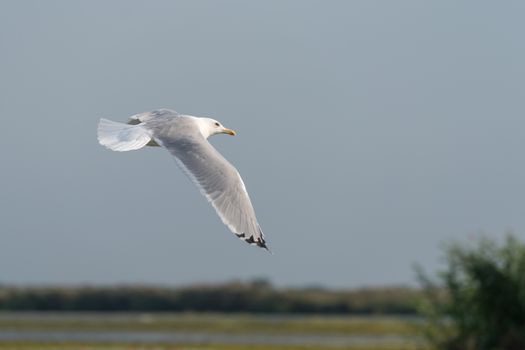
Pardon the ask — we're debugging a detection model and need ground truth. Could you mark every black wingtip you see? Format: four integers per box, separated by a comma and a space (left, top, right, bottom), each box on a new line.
236, 232, 271, 252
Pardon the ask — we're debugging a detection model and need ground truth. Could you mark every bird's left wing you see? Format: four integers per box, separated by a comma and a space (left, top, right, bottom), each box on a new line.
159, 136, 269, 250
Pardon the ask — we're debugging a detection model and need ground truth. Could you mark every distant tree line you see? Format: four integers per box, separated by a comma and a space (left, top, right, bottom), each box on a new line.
0, 280, 419, 314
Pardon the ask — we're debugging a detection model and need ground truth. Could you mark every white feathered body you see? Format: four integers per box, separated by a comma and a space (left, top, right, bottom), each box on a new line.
97, 109, 269, 250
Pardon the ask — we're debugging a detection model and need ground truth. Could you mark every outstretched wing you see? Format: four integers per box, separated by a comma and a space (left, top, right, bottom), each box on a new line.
160, 136, 268, 250
128, 109, 179, 124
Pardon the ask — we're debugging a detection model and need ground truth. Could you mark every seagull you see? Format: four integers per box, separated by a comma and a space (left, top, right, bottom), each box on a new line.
97, 109, 269, 251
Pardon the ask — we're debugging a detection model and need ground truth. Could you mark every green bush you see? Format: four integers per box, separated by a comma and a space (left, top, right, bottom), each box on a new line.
417, 234, 525, 350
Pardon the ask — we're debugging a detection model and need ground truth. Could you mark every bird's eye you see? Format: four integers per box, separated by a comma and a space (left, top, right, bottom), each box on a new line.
215, 122, 220, 127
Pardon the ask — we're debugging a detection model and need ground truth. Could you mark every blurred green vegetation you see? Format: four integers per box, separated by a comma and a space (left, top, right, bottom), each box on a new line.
0, 313, 418, 335
0, 342, 420, 350
0, 280, 419, 315
0, 313, 421, 349
2, 234, 524, 350
417, 234, 525, 350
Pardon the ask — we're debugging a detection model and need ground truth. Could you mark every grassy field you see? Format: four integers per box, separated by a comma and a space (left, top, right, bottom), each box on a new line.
0, 313, 419, 335
0, 313, 423, 350
0, 343, 421, 350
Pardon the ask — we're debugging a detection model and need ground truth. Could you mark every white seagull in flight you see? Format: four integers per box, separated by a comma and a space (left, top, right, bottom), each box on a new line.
97, 109, 269, 251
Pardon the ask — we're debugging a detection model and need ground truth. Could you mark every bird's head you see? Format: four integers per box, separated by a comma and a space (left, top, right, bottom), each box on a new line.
196, 117, 236, 139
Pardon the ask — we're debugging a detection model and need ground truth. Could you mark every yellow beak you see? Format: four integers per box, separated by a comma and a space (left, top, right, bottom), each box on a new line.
223, 128, 236, 136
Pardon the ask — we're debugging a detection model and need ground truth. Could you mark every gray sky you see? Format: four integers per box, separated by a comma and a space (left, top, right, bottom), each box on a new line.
1, 1, 524, 288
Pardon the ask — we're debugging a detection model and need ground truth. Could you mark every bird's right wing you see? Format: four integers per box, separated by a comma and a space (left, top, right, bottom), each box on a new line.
128, 109, 179, 124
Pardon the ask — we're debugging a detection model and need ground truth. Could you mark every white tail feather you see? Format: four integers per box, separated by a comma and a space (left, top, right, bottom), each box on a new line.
97, 118, 152, 152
